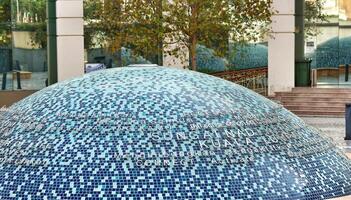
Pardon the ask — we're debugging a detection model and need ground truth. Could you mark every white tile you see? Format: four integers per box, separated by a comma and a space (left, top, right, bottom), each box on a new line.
56, 18, 84, 36
56, 1, 83, 18
268, 33, 295, 95
272, 0, 294, 15
57, 36, 84, 81
271, 15, 295, 33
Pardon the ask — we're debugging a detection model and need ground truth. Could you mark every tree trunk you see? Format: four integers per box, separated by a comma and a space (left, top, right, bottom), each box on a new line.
157, 0, 163, 66
190, 35, 197, 71
189, 3, 198, 71
116, 47, 122, 67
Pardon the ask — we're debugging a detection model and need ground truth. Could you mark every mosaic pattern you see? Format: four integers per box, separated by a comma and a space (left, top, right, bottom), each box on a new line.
0, 66, 351, 199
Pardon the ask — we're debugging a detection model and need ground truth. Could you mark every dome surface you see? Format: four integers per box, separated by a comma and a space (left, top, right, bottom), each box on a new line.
0, 67, 350, 199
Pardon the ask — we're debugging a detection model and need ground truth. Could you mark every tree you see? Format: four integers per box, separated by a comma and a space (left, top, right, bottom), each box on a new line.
0, 0, 11, 23
99, 0, 132, 67
98, 0, 273, 70
0, 0, 11, 47
98, 0, 164, 65
163, 0, 232, 71
124, 0, 164, 65
229, 0, 273, 44
163, 0, 273, 71
11, 0, 46, 23
84, 0, 103, 49
305, 0, 327, 38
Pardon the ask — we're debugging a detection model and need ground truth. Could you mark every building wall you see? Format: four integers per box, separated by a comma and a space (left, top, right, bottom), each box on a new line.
12, 31, 41, 49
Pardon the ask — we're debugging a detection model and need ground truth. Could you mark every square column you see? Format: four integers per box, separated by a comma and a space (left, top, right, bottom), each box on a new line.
56, 0, 84, 82
268, 0, 295, 96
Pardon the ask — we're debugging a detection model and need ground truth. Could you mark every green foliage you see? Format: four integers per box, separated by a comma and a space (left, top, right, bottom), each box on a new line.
230, 0, 273, 44
125, 0, 164, 65
84, 0, 104, 49
0, 0, 11, 23
0, 29, 11, 47
97, 0, 273, 70
0, 0, 11, 47
15, 0, 46, 23
121, 47, 151, 66
164, 0, 233, 70
305, 0, 328, 38
95, 0, 164, 66
6, 0, 47, 48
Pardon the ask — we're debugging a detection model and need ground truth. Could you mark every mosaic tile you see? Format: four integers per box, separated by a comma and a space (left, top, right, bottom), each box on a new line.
0, 66, 350, 199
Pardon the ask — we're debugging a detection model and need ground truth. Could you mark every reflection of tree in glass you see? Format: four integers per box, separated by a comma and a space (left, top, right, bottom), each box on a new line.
196, 45, 226, 73
307, 36, 351, 68
14, 0, 46, 23
340, 0, 351, 20
0, 0, 11, 47
305, 0, 328, 38
0, 0, 11, 23
228, 43, 268, 70
9, 0, 47, 48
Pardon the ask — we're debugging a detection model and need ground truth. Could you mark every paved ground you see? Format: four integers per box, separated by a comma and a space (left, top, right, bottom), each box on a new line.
1, 72, 47, 91
301, 117, 351, 157
301, 117, 351, 200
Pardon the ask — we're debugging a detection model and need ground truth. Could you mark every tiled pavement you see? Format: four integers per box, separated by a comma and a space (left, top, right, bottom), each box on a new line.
301, 117, 351, 200
1, 72, 47, 91
301, 116, 351, 154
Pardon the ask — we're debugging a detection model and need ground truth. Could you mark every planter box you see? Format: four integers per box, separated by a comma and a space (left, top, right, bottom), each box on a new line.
12, 71, 32, 79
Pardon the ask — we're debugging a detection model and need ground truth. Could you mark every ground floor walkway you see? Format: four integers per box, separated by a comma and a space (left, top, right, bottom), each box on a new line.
302, 117, 351, 200
302, 117, 351, 159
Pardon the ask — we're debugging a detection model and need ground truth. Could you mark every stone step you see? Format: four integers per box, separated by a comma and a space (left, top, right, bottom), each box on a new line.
284, 105, 345, 112
290, 110, 345, 117
279, 96, 351, 102
292, 87, 351, 93
281, 101, 347, 107
273, 87, 351, 116
276, 92, 351, 98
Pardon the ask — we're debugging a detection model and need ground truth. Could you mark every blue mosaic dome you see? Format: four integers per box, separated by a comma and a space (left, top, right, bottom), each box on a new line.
0, 67, 351, 199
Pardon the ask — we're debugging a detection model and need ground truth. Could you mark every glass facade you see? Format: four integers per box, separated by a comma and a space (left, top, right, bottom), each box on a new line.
306, 0, 351, 86
0, 0, 47, 91
82, 0, 268, 73
2, 1, 269, 91
83, 0, 158, 71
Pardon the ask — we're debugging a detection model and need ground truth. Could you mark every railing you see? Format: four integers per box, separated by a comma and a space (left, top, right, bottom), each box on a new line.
211, 67, 268, 96
311, 65, 351, 86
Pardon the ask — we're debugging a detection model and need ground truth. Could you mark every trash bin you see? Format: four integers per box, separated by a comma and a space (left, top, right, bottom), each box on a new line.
345, 64, 349, 82
346, 104, 351, 140
295, 59, 312, 87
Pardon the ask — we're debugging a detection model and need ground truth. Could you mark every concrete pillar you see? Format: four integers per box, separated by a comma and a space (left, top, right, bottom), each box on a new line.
47, 0, 84, 84
56, 0, 84, 82
268, 0, 295, 96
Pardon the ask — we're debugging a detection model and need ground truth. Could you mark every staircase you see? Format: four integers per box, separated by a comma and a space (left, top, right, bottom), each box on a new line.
273, 87, 351, 117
